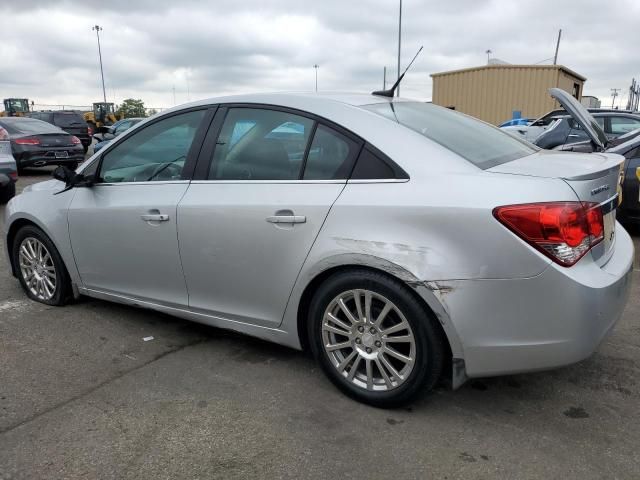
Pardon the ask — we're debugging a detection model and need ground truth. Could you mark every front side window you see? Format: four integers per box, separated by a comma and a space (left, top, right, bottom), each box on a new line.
209, 108, 313, 180
99, 109, 205, 183
362, 102, 537, 169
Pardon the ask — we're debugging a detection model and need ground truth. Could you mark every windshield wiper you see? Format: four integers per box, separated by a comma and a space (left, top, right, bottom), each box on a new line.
146, 155, 186, 181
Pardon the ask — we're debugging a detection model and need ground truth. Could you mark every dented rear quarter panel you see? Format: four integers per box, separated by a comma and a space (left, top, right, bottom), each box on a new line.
281, 167, 579, 355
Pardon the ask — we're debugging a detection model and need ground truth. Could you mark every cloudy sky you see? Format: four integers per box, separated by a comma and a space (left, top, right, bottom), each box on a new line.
1, 0, 639, 111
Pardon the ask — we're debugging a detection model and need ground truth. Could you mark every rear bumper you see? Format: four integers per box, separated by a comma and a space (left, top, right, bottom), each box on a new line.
13, 146, 84, 168
438, 222, 634, 378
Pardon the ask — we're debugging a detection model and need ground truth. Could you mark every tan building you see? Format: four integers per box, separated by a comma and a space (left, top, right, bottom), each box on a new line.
431, 64, 586, 125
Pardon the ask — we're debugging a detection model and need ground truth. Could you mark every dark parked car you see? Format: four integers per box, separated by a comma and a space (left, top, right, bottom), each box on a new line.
535, 112, 640, 150
28, 110, 92, 153
0, 117, 84, 171
93, 117, 144, 152
554, 128, 640, 225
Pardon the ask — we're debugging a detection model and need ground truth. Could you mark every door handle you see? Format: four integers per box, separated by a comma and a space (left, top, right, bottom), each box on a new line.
141, 214, 169, 222
266, 215, 306, 224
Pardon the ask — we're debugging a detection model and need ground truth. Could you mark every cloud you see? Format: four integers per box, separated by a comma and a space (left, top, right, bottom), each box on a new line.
1, 0, 639, 110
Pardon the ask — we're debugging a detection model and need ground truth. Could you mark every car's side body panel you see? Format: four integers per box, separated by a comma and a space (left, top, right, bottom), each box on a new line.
68, 182, 191, 307
178, 181, 346, 328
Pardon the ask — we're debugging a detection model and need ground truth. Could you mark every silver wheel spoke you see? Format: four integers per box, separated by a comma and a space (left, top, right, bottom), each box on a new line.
323, 324, 350, 336
383, 346, 412, 364
384, 334, 413, 343
373, 302, 392, 328
326, 312, 352, 332
380, 321, 409, 336
338, 298, 358, 325
326, 340, 352, 352
379, 352, 403, 380
353, 290, 364, 321
347, 356, 362, 380
336, 350, 357, 372
375, 357, 393, 388
365, 358, 374, 390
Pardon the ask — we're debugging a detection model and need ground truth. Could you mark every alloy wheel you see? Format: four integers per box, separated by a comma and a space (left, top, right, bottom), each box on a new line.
18, 237, 57, 301
321, 289, 416, 392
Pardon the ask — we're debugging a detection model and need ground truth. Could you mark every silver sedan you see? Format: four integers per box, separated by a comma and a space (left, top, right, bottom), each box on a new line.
3, 91, 634, 406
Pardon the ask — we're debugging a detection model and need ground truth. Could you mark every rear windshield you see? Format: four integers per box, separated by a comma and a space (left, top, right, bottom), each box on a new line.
53, 113, 85, 127
362, 102, 537, 169
0, 118, 63, 135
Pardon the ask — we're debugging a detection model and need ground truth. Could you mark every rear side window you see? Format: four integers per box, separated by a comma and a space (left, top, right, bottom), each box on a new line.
1, 118, 61, 135
209, 108, 313, 180
303, 125, 358, 180
362, 102, 537, 169
351, 146, 407, 179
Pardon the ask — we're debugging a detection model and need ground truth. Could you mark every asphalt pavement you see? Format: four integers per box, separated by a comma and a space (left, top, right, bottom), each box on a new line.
1, 167, 639, 480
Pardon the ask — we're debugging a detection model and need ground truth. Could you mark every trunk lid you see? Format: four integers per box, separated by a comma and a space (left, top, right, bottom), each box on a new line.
489, 150, 624, 265
548, 87, 609, 151
35, 133, 76, 147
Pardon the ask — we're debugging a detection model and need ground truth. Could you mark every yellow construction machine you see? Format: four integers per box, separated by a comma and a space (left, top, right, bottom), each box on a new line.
0, 98, 31, 117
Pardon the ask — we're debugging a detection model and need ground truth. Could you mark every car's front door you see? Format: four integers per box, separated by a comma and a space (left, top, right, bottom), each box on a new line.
68, 108, 210, 306
178, 106, 361, 327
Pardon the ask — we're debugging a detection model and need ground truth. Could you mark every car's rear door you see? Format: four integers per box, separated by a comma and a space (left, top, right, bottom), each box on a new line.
67, 107, 213, 306
177, 105, 361, 327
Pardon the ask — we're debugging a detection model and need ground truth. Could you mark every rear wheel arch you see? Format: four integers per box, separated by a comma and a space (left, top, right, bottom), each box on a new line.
296, 264, 453, 364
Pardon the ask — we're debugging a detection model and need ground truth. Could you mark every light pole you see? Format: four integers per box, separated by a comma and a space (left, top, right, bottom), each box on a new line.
92, 25, 107, 104
396, 0, 402, 97
485, 49, 492, 64
313, 64, 319, 92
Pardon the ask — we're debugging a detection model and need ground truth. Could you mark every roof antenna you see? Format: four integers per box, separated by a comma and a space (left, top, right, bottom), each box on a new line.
372, 46, 423, 98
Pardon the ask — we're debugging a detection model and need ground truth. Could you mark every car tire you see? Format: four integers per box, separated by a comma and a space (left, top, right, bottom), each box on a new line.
0, 182, 15, 204
308, 269, 445, 407
67, 162, 79, 171
11, 225, 72, 306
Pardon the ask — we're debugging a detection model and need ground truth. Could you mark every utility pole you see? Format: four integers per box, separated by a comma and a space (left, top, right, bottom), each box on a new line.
485, 49, 492, 64
313, 64, 319, 92
611, 88, 620, 108
553, 29, 562, 65
383, 66, 387, 89
396, 0, 402, 97
92, 25, 107, 104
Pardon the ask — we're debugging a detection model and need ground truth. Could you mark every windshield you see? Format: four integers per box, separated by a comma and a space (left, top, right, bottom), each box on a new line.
54, 113, 85, 127
362, 102, 537, 169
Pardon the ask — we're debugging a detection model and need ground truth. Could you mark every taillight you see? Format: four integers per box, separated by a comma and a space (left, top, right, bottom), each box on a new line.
15, 137, 40, 145
87, 125, 93, 136
493, 202, 604, 267
9, 171, 18, 180
70, 136, 81, 144
0, 127, 8, 140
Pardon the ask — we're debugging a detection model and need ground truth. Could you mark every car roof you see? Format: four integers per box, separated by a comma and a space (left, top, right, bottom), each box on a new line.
172, 92, 409, 112
95, 93, 478, 177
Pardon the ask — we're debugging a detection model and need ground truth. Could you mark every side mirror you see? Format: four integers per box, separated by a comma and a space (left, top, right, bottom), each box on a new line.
52, 166, 95, 193
52, 165, 75, 185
